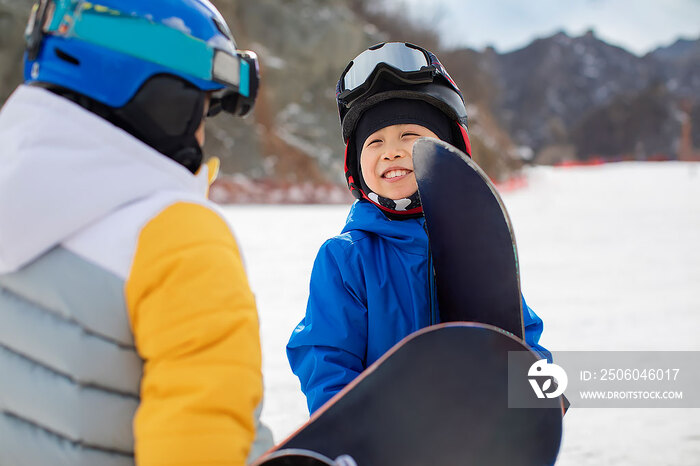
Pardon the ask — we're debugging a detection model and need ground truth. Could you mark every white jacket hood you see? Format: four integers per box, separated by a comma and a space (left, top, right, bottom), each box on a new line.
0, 85, 211, 273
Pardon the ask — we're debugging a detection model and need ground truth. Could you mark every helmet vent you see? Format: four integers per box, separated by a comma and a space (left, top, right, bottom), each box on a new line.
212, 18, 232, 41
54, 48, 79, 66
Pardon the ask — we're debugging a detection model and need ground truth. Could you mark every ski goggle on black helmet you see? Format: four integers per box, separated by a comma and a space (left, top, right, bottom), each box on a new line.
336, 42, 469, 144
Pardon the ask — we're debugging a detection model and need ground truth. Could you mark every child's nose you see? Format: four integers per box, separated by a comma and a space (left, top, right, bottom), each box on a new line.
383, 146, 409, 160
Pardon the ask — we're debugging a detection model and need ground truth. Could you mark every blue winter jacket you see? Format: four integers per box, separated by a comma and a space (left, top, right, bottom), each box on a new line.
287, 200, 551, 414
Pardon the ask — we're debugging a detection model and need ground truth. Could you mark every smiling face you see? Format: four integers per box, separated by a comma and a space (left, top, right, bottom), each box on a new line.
359, 123, 439, 200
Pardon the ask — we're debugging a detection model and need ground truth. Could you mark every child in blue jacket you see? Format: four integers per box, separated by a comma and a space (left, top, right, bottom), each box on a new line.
287, 42, 550, 414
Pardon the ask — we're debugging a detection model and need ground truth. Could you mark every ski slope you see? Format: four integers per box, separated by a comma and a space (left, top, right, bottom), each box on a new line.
223, 162, 700, 465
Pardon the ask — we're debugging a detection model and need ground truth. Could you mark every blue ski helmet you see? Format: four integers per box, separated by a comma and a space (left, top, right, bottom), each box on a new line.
23, 0, 260, 172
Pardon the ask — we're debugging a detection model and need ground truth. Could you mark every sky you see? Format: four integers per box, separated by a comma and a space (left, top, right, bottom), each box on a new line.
384, 0, 700, 56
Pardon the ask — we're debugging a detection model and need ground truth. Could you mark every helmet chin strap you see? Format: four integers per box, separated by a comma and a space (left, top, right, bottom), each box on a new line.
365, 189, 423, 218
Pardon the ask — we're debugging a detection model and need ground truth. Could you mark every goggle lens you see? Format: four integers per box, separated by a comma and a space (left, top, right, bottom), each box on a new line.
342, 43, 430, 92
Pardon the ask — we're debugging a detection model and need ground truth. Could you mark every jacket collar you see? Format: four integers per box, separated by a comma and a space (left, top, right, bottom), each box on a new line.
341, 200, 428, 255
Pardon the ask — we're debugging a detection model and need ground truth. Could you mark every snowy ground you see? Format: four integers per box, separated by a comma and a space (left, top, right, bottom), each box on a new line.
223, 162, 700, 465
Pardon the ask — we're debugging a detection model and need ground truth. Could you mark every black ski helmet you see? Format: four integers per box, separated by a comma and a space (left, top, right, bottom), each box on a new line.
336, 42, 472, 216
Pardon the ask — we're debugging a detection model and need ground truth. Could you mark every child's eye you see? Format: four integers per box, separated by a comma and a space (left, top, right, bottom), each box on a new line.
366, 139, 382, 146
402, 132, 419, 138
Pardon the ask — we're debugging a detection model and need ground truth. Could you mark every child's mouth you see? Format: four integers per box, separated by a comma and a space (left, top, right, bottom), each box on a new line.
382, 169, 412, 182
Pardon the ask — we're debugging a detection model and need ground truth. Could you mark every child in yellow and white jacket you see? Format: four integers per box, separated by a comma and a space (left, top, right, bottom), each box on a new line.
0, 1, 271, 464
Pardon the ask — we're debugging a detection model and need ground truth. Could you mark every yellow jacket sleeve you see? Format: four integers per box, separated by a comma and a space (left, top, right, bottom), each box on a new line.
125, 202, 262, 465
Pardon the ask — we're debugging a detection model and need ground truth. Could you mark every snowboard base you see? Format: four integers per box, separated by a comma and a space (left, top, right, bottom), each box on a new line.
255, 323, 563, 466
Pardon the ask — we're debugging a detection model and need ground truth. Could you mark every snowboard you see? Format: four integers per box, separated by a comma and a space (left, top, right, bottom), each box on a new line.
414, 137, 570, 414
413, 137, 525, 338
253, 323, 563, 466
254, 448, 346, 466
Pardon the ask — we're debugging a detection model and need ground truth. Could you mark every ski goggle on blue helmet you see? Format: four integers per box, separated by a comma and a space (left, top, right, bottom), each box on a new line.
25, 0, 259, 116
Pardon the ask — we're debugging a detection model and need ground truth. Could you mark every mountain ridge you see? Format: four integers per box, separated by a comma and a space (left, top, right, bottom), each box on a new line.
0, 1, 697, 196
